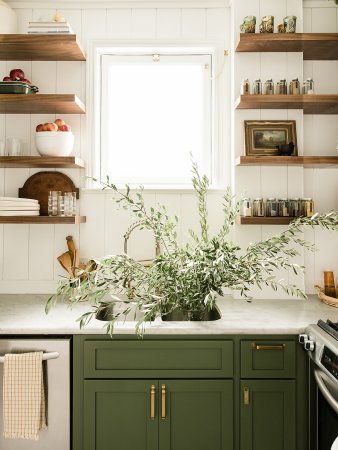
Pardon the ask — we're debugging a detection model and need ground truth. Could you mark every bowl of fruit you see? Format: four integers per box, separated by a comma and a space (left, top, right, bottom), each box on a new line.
35, 119, 74, 157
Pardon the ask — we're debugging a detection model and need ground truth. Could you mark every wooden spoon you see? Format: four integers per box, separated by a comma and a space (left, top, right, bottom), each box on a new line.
66, 235, 76, 264
57, 252, 74, 278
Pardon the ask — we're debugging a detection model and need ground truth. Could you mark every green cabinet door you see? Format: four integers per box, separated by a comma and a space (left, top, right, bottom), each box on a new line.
83, 380, 159, 450
240, 380, 296, 450
159, 379, 233, 450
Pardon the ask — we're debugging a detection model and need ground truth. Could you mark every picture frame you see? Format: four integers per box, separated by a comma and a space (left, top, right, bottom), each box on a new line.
244, 120, 298, 156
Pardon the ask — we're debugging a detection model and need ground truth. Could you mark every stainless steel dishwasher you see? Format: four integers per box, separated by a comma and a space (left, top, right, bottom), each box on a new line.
0, 338, 70, 450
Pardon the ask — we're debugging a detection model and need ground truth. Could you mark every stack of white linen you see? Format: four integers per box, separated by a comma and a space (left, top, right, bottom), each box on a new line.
0, 197, 40, 216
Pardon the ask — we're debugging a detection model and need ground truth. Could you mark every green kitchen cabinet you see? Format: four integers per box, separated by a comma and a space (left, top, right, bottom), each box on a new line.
239, 380, 296, 450
83, 379, 233, 450
73, 335, 308, 450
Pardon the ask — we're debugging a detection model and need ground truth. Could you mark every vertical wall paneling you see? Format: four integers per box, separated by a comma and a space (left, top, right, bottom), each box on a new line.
181, 9, 206, 39
156, 9, 181, 38
131, 9, 157, 38
29, 225, 54, 280
3, 225, 29, 280
0, 225, 3, 280
106, 9, 132, 38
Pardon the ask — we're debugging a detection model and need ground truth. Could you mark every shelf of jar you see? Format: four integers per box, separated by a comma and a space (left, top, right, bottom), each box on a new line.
0, 94, 85, 114
0, 215, 86, 224
235, 156, 338, 167
235, 94, 338, 114
236, 216, 294, 225
235, 33, 338, 60
0, 156, 85, 168
0, 34, 86, 61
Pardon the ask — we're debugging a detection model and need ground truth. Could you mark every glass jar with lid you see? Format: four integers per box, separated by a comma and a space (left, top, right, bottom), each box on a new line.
265, 198, 278, 217
253, 198, 264, 217
278, 198, 290, 217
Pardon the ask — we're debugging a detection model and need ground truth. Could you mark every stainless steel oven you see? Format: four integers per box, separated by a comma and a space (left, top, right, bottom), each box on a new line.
300, 321, 338, 450
0, 338, 70, 450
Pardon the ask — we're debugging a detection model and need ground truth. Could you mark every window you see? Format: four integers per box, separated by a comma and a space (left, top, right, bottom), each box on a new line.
95, 48, 213, 187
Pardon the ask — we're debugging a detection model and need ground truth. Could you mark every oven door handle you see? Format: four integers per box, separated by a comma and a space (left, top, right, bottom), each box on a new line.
314, 368, 338, 414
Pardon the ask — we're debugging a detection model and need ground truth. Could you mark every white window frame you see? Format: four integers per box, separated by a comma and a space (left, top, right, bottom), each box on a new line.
86, 41, 228, 190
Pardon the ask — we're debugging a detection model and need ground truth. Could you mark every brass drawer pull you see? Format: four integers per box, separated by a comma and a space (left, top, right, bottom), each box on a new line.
253, 344, 285, 351
161, 384, 166, 419
150, 384, 156, 420
243, 386, 250, 405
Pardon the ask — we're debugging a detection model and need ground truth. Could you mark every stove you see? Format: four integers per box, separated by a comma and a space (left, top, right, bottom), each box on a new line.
300, 320, 338, 384
300, 320, 338, 450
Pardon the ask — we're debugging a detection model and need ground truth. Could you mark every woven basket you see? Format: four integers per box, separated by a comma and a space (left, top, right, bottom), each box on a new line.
314, 285, 338, 308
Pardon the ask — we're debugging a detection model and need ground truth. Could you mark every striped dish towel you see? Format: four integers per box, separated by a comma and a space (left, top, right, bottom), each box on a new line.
3, 352, 46, 440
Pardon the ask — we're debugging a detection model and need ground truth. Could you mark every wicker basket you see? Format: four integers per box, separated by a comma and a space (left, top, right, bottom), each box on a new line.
314, 285, 338, 308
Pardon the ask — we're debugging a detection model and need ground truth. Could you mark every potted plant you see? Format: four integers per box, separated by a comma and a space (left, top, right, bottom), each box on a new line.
47, 163, 338, 335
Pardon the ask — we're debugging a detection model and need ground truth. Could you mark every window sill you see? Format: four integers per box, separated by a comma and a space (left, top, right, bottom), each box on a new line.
81, 186, 226, 195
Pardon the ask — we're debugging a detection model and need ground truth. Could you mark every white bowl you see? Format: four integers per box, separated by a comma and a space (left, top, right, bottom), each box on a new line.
35, 131, 74, 157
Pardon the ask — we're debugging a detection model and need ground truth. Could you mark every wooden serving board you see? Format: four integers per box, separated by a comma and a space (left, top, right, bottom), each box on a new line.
19, 171, 79, 216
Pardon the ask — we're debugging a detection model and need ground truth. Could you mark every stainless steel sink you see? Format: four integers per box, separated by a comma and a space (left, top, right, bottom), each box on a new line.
161, 306, 221, 322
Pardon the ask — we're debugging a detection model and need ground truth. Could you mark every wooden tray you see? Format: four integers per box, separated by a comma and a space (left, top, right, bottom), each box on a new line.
19, 171, 79, 216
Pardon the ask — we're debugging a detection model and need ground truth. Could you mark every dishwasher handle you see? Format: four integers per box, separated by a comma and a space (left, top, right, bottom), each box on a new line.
314, 368, 338, 414
0, 351, 59, 363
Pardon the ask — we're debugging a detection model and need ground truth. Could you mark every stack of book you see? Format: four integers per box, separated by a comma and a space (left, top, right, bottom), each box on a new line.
0, 197, 40, 216
27, 21, 74, 34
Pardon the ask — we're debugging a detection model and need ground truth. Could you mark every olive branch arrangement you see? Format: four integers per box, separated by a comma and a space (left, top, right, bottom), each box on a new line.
46, 163, 338, 335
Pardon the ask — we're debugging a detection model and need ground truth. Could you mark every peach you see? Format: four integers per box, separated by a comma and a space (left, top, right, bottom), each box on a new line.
36, 124, 44, 132
55, 118, 65, 128
46, 122, 58, 132
59, 124, 71, 132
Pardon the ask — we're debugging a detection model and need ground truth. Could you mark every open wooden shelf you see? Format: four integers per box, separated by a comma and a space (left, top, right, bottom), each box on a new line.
235, 94, 338, 114
0, 156, 85, 168
235, 156, 338, 167
0, 215, 86, 224
0, 94, 85, 114
236, 216, 294, 225
0, 34, 86, 61
236, 33, 338, 60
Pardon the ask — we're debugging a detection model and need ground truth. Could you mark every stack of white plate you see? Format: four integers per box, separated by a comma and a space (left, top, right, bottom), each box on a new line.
0, 197, 40, 216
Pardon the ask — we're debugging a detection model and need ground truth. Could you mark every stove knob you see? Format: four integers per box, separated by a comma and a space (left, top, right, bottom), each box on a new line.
304, 340, 315, 352
299, 334, 308, 344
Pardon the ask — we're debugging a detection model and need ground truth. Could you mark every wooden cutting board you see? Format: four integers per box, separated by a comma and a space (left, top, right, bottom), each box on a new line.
19, 171, 79, 216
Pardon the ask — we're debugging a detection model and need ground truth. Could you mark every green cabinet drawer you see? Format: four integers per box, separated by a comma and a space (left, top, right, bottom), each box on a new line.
241, 340, 296, 378
83, 340, 233, 378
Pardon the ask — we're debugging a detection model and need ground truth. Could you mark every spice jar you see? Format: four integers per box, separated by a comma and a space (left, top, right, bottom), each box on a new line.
276, 79, 287, 95
241, 198, 252, 217
303, 78, 314, 95
289, 198, 302, 217
302, 198, 314, 217
241, 79, 250, 95
264, 79, 274, 95
253, 79, 262, 95
253, 198, 265, 217
278, 198, 290, 217
265, 198, 278, 217
289, 78, 300, 95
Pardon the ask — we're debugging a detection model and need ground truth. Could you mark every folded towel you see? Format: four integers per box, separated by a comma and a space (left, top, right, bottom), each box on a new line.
3, 352, 46, 440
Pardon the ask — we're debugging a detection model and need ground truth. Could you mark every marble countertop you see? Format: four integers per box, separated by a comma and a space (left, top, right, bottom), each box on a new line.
0, 294, 338, 335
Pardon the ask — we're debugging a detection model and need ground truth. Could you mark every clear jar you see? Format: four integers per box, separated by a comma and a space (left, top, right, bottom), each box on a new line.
48, 190, 60, 216
276, 79, 287, 95
253, 198, 264, 217
289, 78, 300, 95
57, 194, 65, 217
303, 78, 314, 95
241, 79, 250, 95
278, 198, 290, 217
265, 198, 278, 217
289, 198, 302, 217
263, 79, 274, 95
302, 198, 314, 217
253, 79, 262, 95
241, 198, 252, 216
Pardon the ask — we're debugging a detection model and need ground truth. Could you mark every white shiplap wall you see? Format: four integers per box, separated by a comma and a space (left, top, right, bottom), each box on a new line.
0, 0, 337, 296
0, 3, 230, 293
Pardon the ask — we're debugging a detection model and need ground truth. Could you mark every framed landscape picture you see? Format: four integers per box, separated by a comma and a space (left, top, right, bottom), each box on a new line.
244, 120, 297, 156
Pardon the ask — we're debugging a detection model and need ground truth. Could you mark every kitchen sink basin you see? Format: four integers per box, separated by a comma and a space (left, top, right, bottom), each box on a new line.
161, 306, 221, 322
95, 300, 150, 322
